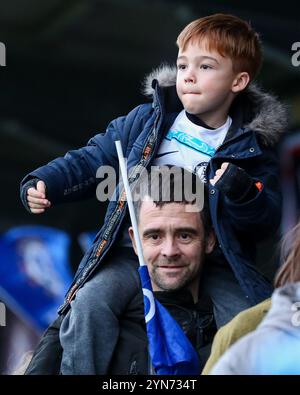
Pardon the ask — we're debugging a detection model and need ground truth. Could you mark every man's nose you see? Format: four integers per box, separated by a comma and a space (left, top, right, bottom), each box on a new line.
161, 237, 180, 258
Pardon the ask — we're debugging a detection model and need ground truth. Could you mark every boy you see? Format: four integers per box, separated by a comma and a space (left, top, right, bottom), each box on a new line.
21, 14, 287, 373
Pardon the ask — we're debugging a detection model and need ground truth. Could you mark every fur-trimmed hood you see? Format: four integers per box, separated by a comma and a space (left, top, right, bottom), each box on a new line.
142, 64, 288, 146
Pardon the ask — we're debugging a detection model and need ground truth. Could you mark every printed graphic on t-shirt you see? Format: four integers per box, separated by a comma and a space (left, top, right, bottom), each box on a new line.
194, 162, 209, 183
165, 130, 216, 158
155, 150, 179, 159
153, 110, 231, 183
155, 130, 216, 183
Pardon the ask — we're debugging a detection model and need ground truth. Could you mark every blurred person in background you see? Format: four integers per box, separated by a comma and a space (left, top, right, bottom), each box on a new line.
209, 221, 300, 374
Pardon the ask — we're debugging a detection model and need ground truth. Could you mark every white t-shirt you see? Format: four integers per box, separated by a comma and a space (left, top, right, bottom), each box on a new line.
154, 110, 232, 182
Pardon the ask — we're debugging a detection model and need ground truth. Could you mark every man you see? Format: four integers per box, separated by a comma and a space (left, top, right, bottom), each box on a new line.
61, 166, 216, 374
25, 166, 216, 374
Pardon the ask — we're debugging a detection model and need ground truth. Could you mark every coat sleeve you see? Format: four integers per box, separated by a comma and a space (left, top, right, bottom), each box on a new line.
19, 104, 147, 207
221, 146, 282, 238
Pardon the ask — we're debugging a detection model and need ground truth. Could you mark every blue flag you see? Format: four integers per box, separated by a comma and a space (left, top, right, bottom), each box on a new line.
0, 226, 73, 332
139, 265, 200, 374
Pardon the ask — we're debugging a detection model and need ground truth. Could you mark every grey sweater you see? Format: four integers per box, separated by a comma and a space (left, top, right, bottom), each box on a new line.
211, 282, 300, 375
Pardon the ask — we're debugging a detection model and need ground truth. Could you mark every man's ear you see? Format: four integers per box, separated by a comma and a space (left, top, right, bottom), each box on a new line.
231, 72, 250, 93
205, 229, 216, 254
128, 227, 138, 255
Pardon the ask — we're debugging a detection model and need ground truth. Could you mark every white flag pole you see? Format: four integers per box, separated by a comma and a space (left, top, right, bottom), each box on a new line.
115, 140, 146, 266
115, 141, 156, 374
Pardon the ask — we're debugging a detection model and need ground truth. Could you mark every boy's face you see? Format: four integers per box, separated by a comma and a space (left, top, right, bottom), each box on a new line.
176, 40, 245, 128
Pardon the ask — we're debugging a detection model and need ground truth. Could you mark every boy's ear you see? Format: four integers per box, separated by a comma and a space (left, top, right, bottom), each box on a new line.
231, 72, 250, 93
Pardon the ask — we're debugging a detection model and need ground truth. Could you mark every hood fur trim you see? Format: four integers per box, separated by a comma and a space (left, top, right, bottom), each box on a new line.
142, 64, 177, 97
142, 64, 288, 146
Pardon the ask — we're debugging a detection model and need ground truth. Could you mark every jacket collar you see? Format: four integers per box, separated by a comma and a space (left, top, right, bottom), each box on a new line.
142, 64, 288, 147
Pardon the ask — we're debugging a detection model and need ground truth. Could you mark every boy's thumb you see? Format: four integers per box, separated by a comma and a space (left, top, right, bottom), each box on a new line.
36, 180, 46, 194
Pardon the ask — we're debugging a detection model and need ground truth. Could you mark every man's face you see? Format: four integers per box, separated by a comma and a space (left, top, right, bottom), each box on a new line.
129, 200, 215, 300
176, 40, 245, 128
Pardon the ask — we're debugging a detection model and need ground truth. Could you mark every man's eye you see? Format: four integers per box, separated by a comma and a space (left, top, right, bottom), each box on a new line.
150, 234, 160, 240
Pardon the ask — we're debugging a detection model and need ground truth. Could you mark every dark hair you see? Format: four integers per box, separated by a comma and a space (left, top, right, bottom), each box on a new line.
132, 165, 212, 234
274, 222, 300, 288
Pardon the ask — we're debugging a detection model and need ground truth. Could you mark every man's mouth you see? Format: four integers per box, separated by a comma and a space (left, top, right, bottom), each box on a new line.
157, 265, 186, 271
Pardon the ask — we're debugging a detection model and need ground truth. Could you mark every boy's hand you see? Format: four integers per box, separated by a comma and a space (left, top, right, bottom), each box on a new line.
209, 162, 229, 186
209, 162, 258, 203
27, 180, 51, 214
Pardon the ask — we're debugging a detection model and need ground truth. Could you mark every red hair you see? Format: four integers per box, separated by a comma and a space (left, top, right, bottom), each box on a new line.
176, 13, 262, 82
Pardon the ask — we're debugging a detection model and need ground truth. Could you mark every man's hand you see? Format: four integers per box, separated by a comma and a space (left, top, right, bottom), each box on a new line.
209, 162, 229, 186
27, 180, 51, 214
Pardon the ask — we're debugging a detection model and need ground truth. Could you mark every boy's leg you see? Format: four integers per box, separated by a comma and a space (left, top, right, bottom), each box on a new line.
59, 247, 140, 375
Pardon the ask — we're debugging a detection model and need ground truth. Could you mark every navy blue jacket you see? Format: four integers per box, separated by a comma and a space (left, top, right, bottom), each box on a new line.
20, 65, 287, 313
